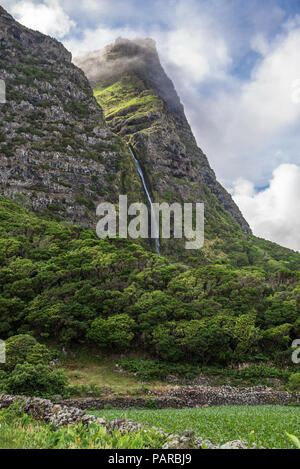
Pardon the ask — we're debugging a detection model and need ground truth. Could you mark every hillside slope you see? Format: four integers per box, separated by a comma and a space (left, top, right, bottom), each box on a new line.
0, 195, 299, 365
0, 6, 299, 271
75, 38, 300, 268
0, 7, 146, 228
76, 38, 250, 233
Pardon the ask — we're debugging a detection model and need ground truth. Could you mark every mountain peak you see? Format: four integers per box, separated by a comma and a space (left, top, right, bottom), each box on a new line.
75, 37, 185, 119
76, 39, 252, 238
0, 4, 71, 63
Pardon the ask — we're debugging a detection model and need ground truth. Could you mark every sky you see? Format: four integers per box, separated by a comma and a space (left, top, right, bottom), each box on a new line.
2, 0, 300, 251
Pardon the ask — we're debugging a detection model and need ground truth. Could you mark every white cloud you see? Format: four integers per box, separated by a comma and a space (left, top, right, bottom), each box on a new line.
180, 19, 300, 187
11, 0, 75, 38
64, 25, 140, 58
155, 7, 232, 85
64, 1, 300, 192
232, 164, 300, 251
2, 0, 300, 250
66, 0, 231, 83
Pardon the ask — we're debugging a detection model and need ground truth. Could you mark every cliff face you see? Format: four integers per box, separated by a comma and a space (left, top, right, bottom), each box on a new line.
75, 38, 252, 239
1, 7, 297, 268
0, 7, 145, 227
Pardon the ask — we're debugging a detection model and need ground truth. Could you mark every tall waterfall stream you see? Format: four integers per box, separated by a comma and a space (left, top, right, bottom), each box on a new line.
129, 146, 160, 255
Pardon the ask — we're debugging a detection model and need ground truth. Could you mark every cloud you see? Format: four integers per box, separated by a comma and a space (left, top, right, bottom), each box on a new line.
65, 0, 232, 82
64, 25, 140, 58
231, 164, 300, 251
10, 0, 75, 38
178, 17, 300, 187
3, 0, 300, 250
63, 0, 300, 188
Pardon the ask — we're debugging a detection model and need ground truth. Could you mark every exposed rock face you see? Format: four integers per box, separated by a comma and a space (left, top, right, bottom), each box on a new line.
75, 38, 252, 255
1, 9, 297, 264
0, 8, 145, 227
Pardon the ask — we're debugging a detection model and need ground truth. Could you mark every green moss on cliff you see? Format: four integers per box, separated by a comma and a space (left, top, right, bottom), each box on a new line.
94, 75, 162, 129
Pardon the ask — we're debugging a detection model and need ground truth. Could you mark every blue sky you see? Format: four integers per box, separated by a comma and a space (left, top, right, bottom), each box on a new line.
2, 0, 300, 250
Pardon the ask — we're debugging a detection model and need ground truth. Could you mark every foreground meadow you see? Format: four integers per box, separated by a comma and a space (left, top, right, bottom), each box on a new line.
0, 407, 165, 450
0, 405, 299, 449
92, 405, 300, 449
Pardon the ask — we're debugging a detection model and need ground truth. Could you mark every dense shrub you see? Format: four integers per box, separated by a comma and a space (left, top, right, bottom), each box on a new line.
0, 197, 299, 366
153, 316, 235, 363
4, 335, 50, 372
87, 314, 135, 349
4, 363, 68, 398
288, 373, 300, 391
119, 358, 293, 386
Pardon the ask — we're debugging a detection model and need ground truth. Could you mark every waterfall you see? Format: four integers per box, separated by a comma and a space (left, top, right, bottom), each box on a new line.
129, 146, 160, 255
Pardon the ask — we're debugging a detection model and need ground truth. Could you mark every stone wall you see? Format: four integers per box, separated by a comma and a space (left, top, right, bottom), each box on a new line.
55, 385, 300, 410
0, 393, 266, 449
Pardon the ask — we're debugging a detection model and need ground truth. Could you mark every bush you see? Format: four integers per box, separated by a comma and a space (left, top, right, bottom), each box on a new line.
288, 373, 300, 391
87, 314, 135, 349
4, 335, 50, 372
5, 363, 68, 398
0, 370, 9, 392
153, 316, 234, 363
144, 398, 159, 409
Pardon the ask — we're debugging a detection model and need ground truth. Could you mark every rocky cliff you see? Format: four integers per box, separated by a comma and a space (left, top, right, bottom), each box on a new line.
76, 38, 251, 234
1, 6, 298, 267
0, 7, 145, 227
75, 38, 255, 259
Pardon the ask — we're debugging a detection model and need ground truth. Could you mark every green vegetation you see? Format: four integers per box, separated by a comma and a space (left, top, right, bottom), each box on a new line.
118, 358, 295, 387
1, 404, 298, 449
0, 335, 68, 398
4, 334, 50, 371
0, 363, 68, 398
0, 196, 299, 373
289, 373, 300, 391
0, 406, 165, 449
94, 75, 162, 124
92, 406, 300, 449
59, 349, 163, 397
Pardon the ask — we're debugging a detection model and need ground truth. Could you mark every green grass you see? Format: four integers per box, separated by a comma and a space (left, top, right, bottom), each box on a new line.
0, 407, 165, 449
60, 350, 165, 396
91, 405, 300, 449
94, 75, 162, 122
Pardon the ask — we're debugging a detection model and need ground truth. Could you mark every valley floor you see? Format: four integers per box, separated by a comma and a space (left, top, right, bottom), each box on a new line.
0, 405, 299, 449
91, 405, 300, 449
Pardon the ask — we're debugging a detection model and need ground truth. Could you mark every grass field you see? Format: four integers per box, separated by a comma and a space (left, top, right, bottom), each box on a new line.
0, 407, 165, 449
0, 405, 299, 449
59, 351, 164, 396
91, 405, 300, 449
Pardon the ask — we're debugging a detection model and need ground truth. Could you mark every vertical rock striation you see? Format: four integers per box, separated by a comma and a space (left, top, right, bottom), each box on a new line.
0, 8, 145, 227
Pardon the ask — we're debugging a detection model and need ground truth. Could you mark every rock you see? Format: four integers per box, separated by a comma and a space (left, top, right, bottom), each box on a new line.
51, 404, 62, 414
96, 417, 106, 425
220, 440, 248, 450
202, 440, 219, 449
0, 6, 146, 230
49, 359, 61, 368
0, 393, 267, 449
76, 37, 253, 246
